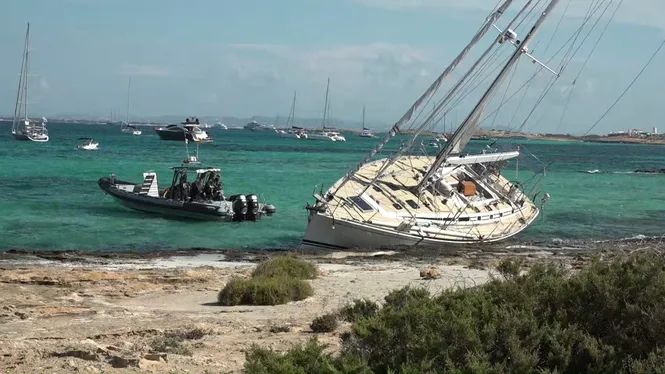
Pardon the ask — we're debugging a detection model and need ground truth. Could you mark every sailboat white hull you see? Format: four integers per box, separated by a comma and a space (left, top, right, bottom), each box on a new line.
302, 206, 540, 250
301, 154, 542, 250
307, 132, 346, 141
13, 129, 49, 142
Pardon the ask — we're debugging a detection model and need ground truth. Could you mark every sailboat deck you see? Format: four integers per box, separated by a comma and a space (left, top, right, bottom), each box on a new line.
323, 156, 538, 241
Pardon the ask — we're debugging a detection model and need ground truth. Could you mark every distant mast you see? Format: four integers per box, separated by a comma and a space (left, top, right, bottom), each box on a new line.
362, 105, 366, 130
125, 78, 131, 124
321, 78, 330, 129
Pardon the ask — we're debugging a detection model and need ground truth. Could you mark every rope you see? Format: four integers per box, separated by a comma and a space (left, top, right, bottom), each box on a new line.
583, 39, 665, 136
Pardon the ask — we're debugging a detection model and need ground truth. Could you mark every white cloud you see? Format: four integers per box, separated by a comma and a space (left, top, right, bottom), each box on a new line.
353, 0, 665, 31
215, 43, 440, 119
115, 63, 170, 77
224, 43, 435, 88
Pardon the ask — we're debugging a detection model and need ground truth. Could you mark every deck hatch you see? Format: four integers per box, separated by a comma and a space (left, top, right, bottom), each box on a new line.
348, 196, 374, 212
405, 199, 420, 209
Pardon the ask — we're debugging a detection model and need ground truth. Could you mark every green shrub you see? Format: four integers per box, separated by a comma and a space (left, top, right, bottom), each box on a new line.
218, 276, 313, 306
150, 332, 194, 356
244, 338, 371, 374
252, 256, 318, 280
496, 256, 525, 279
269, 325, 291, 333
338, 299, 379, 323
310, 313, 338, 333
243, 252, 665, 374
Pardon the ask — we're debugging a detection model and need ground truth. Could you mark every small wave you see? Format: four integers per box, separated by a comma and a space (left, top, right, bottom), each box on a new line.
504, 234, 665, 251
578, 170, 664, 175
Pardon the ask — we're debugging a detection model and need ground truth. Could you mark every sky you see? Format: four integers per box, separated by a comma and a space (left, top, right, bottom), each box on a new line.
1, 0, 664, 134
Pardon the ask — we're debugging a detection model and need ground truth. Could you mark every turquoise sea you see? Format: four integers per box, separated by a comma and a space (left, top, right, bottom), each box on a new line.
1, 121, 664, 252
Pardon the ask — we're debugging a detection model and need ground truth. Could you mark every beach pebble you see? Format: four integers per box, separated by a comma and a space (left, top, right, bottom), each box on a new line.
419, 267, 442, 280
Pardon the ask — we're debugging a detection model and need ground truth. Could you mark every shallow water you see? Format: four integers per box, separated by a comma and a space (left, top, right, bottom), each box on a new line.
1, 122, 664, 251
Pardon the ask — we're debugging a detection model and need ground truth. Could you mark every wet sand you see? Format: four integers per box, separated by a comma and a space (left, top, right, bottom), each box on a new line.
0, 242, 658, 373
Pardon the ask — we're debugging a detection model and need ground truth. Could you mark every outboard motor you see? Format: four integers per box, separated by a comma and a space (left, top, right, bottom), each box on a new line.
263, 204, 277, 216
245, 194, 260, 221
231, 194, 248, 221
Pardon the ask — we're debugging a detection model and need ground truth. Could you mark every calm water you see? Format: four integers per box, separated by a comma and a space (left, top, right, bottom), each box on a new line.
1, 122, 664, 251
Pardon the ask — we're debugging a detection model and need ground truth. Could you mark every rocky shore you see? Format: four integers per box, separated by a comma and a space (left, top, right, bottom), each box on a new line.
0, 241, 659, 373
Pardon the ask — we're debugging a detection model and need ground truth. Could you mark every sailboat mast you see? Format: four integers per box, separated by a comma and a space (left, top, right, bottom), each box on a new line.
321, 78, 330, 129
443, 111, 446, 135
126, 78, 131, 124
362, 105, 366, 129
290, 90, 297, 127
397, 0, 534, 158
329, 0, 516, 196
12, 23, 30, 133
23, 23, 31, 120
418, 0, 561, 192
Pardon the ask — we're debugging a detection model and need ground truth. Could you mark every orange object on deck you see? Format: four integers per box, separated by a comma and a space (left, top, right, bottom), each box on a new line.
459, 181, 477, 196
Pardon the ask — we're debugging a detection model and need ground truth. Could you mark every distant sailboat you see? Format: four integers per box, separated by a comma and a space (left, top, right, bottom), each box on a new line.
282, 90, 307, 139
307, 78, 345, 142
11, 23, 49, 143
358, 105, 376, 138
121, 78, 141, 136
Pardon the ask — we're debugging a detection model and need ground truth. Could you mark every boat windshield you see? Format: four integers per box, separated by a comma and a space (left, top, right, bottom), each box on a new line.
166, 167, 224, 202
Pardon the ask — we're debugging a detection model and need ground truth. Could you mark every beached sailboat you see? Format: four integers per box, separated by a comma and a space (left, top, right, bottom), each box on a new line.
302, 0, 580, 250
358, 106, 376, 138
11, 23, 49, 143
307, 78, 346, 142
120, 78, 141, 136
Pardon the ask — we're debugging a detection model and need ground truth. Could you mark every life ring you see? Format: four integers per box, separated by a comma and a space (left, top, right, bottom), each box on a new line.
163, 187, 170, 199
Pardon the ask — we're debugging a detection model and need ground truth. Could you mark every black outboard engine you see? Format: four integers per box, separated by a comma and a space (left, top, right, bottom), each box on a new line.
231, 194, 248, 221
263, 204, 277, 216
245, 194, 260, 221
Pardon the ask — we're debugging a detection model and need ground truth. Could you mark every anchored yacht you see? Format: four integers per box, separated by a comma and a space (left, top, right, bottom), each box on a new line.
306, 78, 346, 142
11, 23, 49, 143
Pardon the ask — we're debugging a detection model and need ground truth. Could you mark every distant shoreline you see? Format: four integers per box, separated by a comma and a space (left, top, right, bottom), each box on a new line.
2, 118, 664, 145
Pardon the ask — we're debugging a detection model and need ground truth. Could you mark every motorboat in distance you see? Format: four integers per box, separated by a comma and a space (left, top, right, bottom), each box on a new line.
154, 118, 212, 142
77, 138, 99, 150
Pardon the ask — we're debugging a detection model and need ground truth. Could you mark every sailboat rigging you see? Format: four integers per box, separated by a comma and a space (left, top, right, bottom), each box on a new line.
301, 0, 605, 250
11, 22, 49, 143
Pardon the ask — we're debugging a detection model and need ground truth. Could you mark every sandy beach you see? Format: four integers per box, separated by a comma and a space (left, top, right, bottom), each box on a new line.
0, 243, 645, 373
